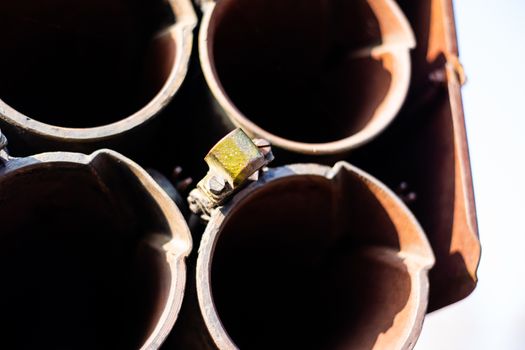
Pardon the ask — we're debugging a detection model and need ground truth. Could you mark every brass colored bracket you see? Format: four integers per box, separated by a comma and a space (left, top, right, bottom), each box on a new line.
188, 128, 273, 219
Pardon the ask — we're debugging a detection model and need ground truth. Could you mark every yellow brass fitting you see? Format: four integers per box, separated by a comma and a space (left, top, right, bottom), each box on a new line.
188, 128, 273, 218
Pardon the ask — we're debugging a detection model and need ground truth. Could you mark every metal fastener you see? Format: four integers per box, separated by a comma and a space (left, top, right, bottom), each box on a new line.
188, 128, 273, 218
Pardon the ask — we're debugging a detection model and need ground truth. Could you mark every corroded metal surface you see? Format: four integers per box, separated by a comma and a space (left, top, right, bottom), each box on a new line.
195, 162, 435, 350
199, 0, 416, 155
0, 144, 192, 349
348, 0, 481, 311
0, 0, 197, 153
0, 0, 480, 348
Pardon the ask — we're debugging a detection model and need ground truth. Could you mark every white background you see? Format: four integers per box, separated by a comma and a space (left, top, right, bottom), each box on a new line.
416, 0, 525, 349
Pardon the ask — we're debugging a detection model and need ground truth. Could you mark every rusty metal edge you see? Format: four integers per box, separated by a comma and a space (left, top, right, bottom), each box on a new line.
0, 0, 197, 143
431, 0, 481, 310
0, 149, 193, 349
195, 162, 435, 350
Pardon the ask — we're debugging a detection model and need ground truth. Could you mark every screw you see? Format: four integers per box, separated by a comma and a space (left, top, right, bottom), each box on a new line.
208, 176, 226, 195
397, 181, 417, 204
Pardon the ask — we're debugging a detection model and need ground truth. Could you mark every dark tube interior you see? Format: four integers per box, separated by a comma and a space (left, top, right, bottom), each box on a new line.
0, 0, 176, 127
0, 164, 171, 349
211, 0, 392, 143
211, 174, 412, 349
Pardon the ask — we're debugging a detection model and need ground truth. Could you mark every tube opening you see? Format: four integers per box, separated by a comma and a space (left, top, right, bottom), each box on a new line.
0, 165, 172, 348
209, 0, 392, 143
0, 0, 177, 128
210, 175, 414, 349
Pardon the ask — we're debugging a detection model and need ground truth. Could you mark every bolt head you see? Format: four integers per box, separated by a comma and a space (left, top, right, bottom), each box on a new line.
208, 176, 226, 195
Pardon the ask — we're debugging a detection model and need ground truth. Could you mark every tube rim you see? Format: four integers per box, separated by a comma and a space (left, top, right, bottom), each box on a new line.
196, 162, 434, 350
0, 0, 197, 143
199, 0, 416, 155
0, 149, 193, 349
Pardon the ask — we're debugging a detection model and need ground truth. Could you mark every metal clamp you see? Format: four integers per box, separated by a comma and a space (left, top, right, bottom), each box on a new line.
188, 128, 273, 219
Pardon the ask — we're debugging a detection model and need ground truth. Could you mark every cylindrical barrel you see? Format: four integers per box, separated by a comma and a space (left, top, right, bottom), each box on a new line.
0, 149, 192, 349
199, 0, 415, 156
0, 0, 196, 155
196, 162, 434, 350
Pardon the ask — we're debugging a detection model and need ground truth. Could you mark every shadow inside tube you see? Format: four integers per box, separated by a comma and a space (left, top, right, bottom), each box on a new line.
0, 160, 174, 349
210, 0, 391, 143
210, 174, 412, 350
0, 0, 176, 128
